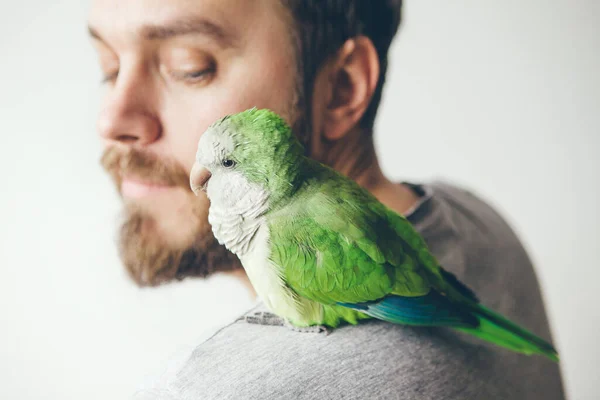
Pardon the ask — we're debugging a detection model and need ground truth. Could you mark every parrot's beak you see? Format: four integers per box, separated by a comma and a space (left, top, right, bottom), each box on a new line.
190, 162, 212, 196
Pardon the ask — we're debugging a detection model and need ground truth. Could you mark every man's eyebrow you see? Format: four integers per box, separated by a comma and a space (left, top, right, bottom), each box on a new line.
141, 17, 236, 45
88, 17, 238, 47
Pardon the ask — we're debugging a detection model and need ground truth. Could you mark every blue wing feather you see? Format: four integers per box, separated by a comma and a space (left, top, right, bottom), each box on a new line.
338, 291, 478, 328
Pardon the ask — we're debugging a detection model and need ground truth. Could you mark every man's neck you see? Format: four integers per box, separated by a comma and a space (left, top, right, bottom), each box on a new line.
318, 127, 420, 216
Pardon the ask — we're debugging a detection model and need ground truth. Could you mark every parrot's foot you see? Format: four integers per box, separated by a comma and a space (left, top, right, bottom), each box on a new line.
242, 311, 330, 335
284, 320, 331, 335
243, 311, 286, 327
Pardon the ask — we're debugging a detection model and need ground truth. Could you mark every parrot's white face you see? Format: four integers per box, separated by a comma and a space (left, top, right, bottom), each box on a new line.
192, 127, 268, 210
192, 128, 242, 206
191, 127, 270, 255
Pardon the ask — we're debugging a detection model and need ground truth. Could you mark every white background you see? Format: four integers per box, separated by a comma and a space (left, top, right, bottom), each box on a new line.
0, 1, 598, 399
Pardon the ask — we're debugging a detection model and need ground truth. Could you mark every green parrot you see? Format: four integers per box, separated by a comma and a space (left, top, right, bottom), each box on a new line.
190, 108, 559, 362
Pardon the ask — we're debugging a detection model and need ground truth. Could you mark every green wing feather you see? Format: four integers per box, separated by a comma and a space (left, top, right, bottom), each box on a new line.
270, 166, 433, 307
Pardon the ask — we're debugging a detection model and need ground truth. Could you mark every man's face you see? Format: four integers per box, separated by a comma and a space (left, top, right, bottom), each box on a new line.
88, 0, 302, 285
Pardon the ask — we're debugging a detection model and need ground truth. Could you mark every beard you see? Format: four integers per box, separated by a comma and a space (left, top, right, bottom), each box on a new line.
100, 146, 242, 287
100, 102, 310, 287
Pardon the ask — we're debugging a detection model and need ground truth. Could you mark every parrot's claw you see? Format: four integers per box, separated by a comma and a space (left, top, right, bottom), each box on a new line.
242, 311, 330, 335
243, 311, 286, 327
283, 320, 331, 335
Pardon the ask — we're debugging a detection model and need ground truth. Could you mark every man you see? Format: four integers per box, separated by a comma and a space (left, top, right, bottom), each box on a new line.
88, 0, 566, 398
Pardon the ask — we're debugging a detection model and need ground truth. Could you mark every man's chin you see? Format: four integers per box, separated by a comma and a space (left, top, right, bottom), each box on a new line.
117, 205, 242, 287
122, 188, 209, 247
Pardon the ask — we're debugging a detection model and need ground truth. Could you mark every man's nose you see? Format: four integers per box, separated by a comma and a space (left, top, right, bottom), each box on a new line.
97, 70, 161, 146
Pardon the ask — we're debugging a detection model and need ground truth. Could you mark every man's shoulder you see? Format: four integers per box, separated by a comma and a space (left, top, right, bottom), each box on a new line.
411, 179, 520, 240
409, 180, 533, 273
133, 304, 563, 400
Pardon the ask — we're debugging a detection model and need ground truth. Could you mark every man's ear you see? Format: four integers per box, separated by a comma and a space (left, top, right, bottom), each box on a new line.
320, 37, 380, 141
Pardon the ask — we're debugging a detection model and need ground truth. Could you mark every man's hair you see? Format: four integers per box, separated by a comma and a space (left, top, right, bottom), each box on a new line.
283, 0, 403, 133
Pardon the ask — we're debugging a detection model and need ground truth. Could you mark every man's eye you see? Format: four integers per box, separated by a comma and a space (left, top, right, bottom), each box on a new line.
184, 69, 212, 80
172, 64, 216, 84
101, 71, 119, 84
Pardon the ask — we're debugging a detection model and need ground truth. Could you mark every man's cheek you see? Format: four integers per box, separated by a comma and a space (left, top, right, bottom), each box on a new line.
162, 105, 219, 171
223, 89, 292, 122
162, 80, 293, 171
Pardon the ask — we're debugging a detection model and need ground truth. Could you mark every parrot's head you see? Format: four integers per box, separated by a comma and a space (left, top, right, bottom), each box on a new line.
190, 108, 306, 210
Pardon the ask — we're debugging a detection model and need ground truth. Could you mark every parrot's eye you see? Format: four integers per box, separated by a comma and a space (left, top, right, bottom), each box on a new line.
222, 159, 236, 168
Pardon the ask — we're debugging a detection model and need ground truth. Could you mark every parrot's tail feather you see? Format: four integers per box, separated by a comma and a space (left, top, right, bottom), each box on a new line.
339, 293, 559, 362
456, 304, 559, 362
439, 268, 479, 302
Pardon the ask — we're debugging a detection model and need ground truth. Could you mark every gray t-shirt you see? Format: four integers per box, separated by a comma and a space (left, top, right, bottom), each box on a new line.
133, 181, 565, 400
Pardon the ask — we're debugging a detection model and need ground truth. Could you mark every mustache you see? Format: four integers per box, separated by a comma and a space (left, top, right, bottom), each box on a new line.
100, 146, 190, 189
